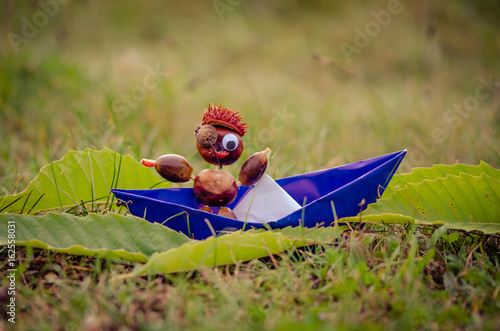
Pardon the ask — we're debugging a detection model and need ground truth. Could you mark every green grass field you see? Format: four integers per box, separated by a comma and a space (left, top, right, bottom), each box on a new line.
1, 1, 500, 330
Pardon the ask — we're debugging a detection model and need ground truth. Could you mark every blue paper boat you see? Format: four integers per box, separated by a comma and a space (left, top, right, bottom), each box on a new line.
112, 150, 406, 240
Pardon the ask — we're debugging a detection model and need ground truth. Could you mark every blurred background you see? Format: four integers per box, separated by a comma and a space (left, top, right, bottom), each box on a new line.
1, 0, 499, 193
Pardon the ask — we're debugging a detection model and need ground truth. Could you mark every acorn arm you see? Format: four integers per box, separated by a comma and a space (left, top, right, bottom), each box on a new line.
141, 154, 194, 183
237, 148, 271, 186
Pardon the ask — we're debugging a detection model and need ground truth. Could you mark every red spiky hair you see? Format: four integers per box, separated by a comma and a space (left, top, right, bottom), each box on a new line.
201, 104, 249, 136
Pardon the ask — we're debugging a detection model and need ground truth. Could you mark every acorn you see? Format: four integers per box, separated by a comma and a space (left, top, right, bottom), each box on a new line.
238, 148, 271, 186
195, 124, 218, 148
193, 169, 238, 206
141, 154, 193, 183
217, 207, 237, 219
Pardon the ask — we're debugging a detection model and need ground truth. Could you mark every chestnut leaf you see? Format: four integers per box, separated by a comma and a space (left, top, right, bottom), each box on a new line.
0, 147, 170, 214
342, 162, 500, 234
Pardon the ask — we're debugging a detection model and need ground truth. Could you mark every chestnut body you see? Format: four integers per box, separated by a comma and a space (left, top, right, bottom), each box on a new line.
193, 169, 238, 206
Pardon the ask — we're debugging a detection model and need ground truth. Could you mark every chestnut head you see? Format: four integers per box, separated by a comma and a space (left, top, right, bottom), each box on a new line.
195, 104, 248, 166
195, 125, 243, 166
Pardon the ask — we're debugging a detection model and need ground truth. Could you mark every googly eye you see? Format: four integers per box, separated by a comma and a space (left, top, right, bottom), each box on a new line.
222, 133, 239, 151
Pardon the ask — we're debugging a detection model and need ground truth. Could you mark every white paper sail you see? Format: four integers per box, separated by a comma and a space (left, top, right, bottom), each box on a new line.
233, 174, 302, 223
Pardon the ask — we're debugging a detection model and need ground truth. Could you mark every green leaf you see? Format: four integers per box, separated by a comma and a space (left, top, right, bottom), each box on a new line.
128, 225, 347, 275
277, 223, 349, 242
0, 212, 190, 262
342, 163, 500, 234
382, 161, 500, 198
0, 147, 170, 214
128, 229, 313, 275
1, 212, 345, 273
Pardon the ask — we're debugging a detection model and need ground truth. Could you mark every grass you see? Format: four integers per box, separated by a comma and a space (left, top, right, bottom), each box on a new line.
1, 1, 500, 330
1, 226, 499, 330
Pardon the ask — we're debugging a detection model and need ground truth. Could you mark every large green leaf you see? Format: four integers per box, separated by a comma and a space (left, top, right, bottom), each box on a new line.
278, 223, 348, 242
0, 213, 346, 276
0, 212, 345, 274
382, 161, 500, 198
343, 164, 500, 234
126, 225, 349, 276
0, 212, 190, 262
0, 147, 170, 214
128, 230, 313, 275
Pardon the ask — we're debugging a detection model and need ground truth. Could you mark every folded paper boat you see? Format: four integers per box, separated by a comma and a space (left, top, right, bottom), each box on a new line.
112, 150, 406, 240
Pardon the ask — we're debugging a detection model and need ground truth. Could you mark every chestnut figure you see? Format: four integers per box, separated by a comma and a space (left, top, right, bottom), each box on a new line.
141, 104, 270, 220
